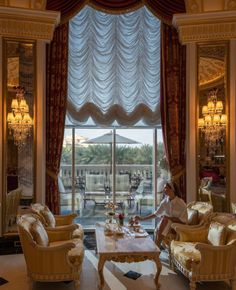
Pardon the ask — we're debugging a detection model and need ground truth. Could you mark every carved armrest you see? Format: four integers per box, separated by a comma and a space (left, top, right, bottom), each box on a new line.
192, 243, 236, 275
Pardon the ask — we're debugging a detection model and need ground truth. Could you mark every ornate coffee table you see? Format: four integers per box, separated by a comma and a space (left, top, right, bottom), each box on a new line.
95, 222, 162, 289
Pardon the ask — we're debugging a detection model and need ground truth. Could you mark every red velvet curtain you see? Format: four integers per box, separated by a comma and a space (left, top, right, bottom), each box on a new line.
46, 23, 68, 213
47, 0, 185, 24
161, 23, 186, 200
46, 0, 186, 212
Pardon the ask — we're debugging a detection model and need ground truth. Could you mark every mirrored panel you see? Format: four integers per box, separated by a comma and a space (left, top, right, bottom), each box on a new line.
197, 42, 229, 212
3, 39, 36, 233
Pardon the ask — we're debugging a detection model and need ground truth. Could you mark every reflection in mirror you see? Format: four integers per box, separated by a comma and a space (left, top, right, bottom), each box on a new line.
3, 39, 35, 233
197, 43, 228, 212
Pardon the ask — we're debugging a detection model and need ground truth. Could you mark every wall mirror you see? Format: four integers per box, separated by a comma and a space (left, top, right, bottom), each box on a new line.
2, 38, 36, 234
197, 42, 229, 212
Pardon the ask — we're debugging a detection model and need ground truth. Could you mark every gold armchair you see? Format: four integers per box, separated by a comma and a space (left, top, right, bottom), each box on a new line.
161, 201, 213, 266
17, 214, 84, 288
30, 203, 84, 240
171, 219, 236, 290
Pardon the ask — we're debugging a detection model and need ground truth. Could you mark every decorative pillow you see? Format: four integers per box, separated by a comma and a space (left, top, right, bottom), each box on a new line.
41, 206, 56, 227
179, 227, 208, 243
30, 220, 49, 247
187, 208, 199, 225
207, 222, 226, 246
226, 227, 236, 245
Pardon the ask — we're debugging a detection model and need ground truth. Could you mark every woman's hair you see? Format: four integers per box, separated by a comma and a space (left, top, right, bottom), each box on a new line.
165, 182, 181, 197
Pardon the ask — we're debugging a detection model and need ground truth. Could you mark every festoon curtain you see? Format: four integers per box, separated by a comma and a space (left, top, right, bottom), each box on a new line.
67, 6, 161, 127
46, 0, 186, 212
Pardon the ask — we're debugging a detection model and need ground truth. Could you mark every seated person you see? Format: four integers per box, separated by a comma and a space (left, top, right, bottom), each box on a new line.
135, 182, 187, 247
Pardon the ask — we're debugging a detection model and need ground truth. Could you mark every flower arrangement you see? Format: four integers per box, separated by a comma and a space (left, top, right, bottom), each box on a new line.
117, 212, 125, 226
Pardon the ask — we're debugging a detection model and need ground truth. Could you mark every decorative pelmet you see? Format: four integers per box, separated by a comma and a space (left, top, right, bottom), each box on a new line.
0, 6, 60, 41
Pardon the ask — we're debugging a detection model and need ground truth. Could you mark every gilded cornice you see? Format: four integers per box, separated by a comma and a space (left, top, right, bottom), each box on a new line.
173, 10, 236, 43
0, 6, 60, 41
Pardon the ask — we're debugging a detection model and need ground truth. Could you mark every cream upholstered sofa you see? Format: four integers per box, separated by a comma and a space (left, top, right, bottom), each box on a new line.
30, 203, 84, 240
170, 214, 236, 290
17, 214, 84, 288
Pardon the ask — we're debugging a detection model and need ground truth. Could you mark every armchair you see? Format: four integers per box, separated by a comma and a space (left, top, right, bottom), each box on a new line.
30, 203, 84, 240
171, 220, 236, 290
17, 214, 84, 288
160, 201, 213, 266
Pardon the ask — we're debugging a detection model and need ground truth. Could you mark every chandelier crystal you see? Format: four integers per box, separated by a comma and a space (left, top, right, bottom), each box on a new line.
7, 86, 33, 148
198, 89, 227, 155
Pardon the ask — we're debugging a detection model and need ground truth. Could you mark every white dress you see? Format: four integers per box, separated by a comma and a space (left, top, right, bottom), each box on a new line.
154, 195, 188, 235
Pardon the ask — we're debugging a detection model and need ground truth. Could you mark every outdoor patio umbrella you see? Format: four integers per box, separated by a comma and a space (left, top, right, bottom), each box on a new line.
83, 131, 139, 145
84, 130, 139, 197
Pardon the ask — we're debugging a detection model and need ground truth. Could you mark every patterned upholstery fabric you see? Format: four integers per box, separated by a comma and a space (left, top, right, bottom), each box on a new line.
40, 208, 56, 227
160, 201, 212, 267
207, 222, 226, 246
187, 201, 213, 223
171, 217, 236, 290
30, 220, 49, 247
187, 208, 198, 225
31, 203, 84, 240
171, 241, 201, 271
17, 214, 84, 287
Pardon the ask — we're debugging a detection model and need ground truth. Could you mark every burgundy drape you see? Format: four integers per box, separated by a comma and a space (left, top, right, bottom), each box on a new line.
47, 0, 185, 24
161, 23, 186, 200
46, 24, 68, 213
46, 0, 186, 213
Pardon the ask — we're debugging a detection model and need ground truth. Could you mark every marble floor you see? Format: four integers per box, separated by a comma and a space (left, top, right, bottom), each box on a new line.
0, 250, 230, 290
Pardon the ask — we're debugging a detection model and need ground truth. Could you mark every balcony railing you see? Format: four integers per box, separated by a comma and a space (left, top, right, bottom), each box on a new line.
60, 164, 153, 188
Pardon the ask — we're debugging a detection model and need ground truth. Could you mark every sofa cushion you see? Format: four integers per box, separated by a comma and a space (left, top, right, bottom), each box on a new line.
86, 174, 105, 192
187, 208, 199, 225
110, 174, 130, 192
171, 241, 201, 271
207, 222, 226, 246
178, 227, 208, 243
40, 207, 56, 227
226, 222, 236, 244
30, 220, 49, 247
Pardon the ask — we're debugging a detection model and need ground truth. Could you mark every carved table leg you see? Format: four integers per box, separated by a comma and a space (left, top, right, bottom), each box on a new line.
97, 255, 106, 289
153, 256, 162, 289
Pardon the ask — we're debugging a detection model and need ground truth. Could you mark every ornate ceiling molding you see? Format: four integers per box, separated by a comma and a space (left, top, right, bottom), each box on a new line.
173, 10, 236, 43
0, 6, 60, 41
1, 0, 46, 10
198, 57, 225, 87
185, 0, 236, 13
